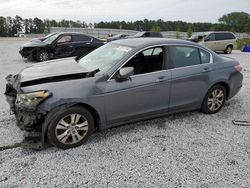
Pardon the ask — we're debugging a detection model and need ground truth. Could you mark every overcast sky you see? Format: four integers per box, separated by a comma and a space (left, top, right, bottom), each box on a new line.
0, 0, 249, 23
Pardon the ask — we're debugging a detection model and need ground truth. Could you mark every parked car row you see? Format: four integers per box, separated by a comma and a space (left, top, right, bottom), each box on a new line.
20, 31, 238, 63
6, 37, 243, 149
19, 31, 165, 62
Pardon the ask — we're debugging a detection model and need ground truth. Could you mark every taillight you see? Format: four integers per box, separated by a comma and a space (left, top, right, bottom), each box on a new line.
235, 64, 242, 72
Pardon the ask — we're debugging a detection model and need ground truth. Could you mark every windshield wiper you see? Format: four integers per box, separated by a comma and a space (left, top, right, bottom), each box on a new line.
86, 68, 100, 77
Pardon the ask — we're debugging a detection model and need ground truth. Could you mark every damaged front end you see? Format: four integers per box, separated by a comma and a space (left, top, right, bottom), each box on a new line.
5, 74, 51, 149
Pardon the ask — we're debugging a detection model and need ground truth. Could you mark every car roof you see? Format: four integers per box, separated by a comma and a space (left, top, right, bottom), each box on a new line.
58, 32, 97, 38
111, 38, 201, 48
204, 31, 235, 35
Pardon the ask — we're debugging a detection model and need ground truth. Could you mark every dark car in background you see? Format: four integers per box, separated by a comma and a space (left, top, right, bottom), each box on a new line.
130, 31, 163, 38
107, 33, 129, 42
19, 32, 104, 62
5, 38, 243, 149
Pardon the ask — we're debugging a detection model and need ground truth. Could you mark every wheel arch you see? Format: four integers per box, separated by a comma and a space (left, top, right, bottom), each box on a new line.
75, 102, 101, 130
41, 102, 102, 147
208, 81, 230, 100
225, 43, 234, 50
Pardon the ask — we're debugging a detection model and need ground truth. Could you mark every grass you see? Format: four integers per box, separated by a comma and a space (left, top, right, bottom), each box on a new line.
237, 38, 250, 50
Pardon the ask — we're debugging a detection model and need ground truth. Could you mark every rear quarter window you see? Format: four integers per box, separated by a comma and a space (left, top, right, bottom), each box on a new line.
200, 49, 210, 64
215, 33, 236, 40
224, 33, 236, 40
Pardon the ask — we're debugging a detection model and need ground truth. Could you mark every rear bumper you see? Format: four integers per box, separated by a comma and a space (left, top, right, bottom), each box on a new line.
228, 84, 242, 99
228, 72, 243, 99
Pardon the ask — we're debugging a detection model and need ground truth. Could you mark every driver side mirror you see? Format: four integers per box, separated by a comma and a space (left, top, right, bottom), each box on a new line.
116, 67, 134, 81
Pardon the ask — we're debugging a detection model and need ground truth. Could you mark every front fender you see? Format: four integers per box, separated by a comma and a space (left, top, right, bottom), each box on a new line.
38, 97, 106, 148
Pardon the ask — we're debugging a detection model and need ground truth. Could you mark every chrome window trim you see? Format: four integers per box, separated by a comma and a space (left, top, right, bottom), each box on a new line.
107, 43, 213, 81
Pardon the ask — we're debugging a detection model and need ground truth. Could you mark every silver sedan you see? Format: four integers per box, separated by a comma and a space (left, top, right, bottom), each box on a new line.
5, 38, 243, 149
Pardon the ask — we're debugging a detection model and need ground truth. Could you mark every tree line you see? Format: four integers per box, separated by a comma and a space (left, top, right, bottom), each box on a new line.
0, 12, 249, 37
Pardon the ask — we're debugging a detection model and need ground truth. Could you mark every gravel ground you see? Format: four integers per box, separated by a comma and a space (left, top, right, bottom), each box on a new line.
0, 38, 249, 187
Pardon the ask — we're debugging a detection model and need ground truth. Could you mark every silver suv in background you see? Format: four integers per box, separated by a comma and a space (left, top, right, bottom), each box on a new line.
189, 32, 237, 54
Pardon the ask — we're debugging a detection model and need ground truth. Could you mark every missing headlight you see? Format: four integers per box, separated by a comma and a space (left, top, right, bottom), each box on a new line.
15, 90, 51, 111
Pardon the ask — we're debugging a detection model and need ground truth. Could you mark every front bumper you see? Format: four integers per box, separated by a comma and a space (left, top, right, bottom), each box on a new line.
19, 48, 36, 59
5, 75, 45, 149
19, 49, 31, 58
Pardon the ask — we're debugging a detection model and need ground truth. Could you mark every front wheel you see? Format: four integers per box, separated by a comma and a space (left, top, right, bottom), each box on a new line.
201, 85, 226, 114
37, 50, 49, 62
47, 106, 94, 149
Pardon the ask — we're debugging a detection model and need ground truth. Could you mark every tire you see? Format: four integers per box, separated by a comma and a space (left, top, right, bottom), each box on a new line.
224, 45, 233, 54
47, 106, 94, 149
37, 50, 49, 62
201, 85, 226, 114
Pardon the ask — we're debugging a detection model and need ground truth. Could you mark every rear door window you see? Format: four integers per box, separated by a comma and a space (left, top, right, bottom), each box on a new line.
215, 33, 226, 40
169, 46, 201, 68
72, 35, 91, 42
57, 35, 72, 43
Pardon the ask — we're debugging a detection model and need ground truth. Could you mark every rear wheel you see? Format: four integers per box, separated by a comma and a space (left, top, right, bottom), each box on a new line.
201, 85, 226, 114
47, 106, 94, 149
37, 50, 49, 62
224, 45, 233, 54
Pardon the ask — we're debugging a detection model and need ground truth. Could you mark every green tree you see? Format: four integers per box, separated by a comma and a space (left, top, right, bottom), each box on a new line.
12, 15, 23, 34
24, 19, 30, 34
33, 17, 45, 33
150, 25, 161, 32
175, 26, 180, 39
28, 18, 34, 33
219, 12, 250, 32
187, 24, 193, 38
6, 17, 13, 36
0, 16, 8, 36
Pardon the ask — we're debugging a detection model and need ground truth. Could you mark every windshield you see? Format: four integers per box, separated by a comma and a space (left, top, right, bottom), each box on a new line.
43, 33, 60, 44
190, 33, 207, 39
190, 34, 199, 39
45, 32, 57, 39
134, 32, 145, 37
78, 43, 133, 75
112, 34, 122, 38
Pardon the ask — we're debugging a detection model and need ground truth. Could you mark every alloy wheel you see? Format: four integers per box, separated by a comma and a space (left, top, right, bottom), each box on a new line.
207, 89, 224, 112
55, 113, 89, 145
39, 52, 49, 61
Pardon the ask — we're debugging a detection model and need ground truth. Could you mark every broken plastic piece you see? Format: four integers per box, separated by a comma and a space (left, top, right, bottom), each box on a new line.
232, 120, 250, 126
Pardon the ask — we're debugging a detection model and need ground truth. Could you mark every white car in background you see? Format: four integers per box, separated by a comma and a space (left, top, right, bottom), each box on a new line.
189, 31, 237, 54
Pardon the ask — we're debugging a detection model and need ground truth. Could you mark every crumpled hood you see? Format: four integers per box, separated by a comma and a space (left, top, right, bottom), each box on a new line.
21, 40, 47, 48
20, 57, 88, 83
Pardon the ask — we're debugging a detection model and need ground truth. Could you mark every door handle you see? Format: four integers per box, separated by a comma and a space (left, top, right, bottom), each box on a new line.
201, 67, 211, 73
86, 42, 91, 45
69, 45, 73, 48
